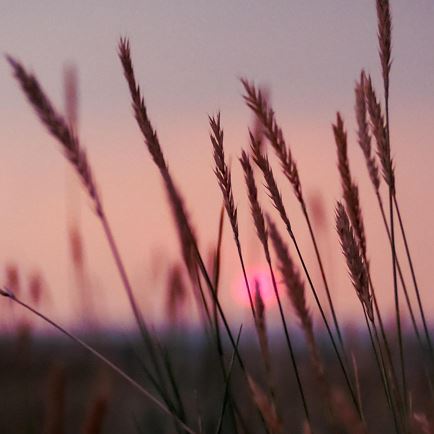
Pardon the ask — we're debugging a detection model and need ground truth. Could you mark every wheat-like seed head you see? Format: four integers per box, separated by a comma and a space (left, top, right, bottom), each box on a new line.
267, 217, 311, 333
240, 150, 269, 260
210, 113, 239, 242
355, 71, 380, 192
250, 85, 270, 155
118, 38, 167, 170
249, 133, 293, 235
241, 78, 303, 204
7, 56, 102, 216
364, 74, 395, 192
333, 112, 367, 256
335, 202, 373, 321
118, 38, 197, 275
376, 0, 392, 98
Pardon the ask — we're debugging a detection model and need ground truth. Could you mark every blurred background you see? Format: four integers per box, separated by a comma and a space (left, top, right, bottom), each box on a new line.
1, 0, 434, 330
1, 2, 434, 432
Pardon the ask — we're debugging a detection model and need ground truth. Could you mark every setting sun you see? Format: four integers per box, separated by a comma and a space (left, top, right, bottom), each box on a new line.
233, 265, 276, 309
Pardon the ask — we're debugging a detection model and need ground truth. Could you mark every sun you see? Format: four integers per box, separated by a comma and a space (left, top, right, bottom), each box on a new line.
233, 265, 275, 308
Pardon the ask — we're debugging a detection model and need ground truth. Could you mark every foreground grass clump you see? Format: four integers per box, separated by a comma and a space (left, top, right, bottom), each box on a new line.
2, 0, 433, 432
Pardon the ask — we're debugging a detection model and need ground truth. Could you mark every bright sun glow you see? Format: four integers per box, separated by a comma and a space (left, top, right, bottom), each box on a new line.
233, 265, 275, 308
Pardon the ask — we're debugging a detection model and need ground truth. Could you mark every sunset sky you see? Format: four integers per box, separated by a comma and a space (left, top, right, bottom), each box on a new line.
1, 1, 434, 331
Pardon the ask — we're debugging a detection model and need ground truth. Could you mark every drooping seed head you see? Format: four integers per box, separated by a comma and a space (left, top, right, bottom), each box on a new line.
119, 38, 197, 275
7, 55, 101, 215
241, 78, 303, 204
376, 0, 392, 98
240, 150, 269, 260
355, 71, 380, 192
364, 75, 395, 193
249, 133, 292, 235
335, 202, 373, 321
333, 112, 367, 256
267, 217, 311, 332
210, 113, 239, 242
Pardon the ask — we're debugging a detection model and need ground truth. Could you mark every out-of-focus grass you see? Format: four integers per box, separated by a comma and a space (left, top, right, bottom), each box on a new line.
0, 331, 429, 434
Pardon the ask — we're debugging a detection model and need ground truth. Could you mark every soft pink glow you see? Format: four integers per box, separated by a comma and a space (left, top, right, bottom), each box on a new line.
2, 2, 434, 330
233, 265, 276, 308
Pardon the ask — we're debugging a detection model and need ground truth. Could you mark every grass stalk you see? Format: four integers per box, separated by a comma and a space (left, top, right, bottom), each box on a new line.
0, 289, 196, 434
248, 135, 360, 418
389, 189, 408, 427
240, 150, 311, 424
375, 0, 409, 423
333, 112, 404, 425
376, 193, 423, 347
210, 113, 256, 321
267, 232, 312, 426
7, 55, 185, 424
393, 195, 434, 360
302, 208, 346, 353
118, 41, 273, 434
215, 326, 243, 434
241, 79, 347, 359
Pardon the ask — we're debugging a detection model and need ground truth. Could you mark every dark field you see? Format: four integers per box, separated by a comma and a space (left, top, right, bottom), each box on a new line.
0, 329, 430, 434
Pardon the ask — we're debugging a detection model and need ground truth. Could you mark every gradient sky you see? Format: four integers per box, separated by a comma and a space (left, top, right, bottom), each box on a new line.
1, 1, 434, 331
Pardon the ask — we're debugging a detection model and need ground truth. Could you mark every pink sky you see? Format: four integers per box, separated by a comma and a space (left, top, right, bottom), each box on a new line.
1, 1, 434, 332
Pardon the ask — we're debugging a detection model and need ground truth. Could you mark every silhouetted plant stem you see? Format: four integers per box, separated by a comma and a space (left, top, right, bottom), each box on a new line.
363, 282, 403, 434
248, 136, 360, 419
192, 241, 272, 434
266, 260, 311, 426
193, 264, 213, 330
303, 206, 348, 358
238, 246, 256, 318
385, 110, 409, 430
212, 205, 226, 364
366, 311, 401, 434
99, 211, 172, 395
389, 187, 408, 430
215, 326, 243, 434
376, 193, 423, 347
289, 231, 361, 418
210, 114, 256, 321
393, 194, 434, 360
0, 290, 197, 434
156, 340, 187, 425
7, 55, 185, 426
242, 80, 348, 372
377, 193, 434, 405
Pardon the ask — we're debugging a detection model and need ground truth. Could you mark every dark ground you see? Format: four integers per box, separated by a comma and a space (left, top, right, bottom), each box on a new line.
0, 327, 431, 434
